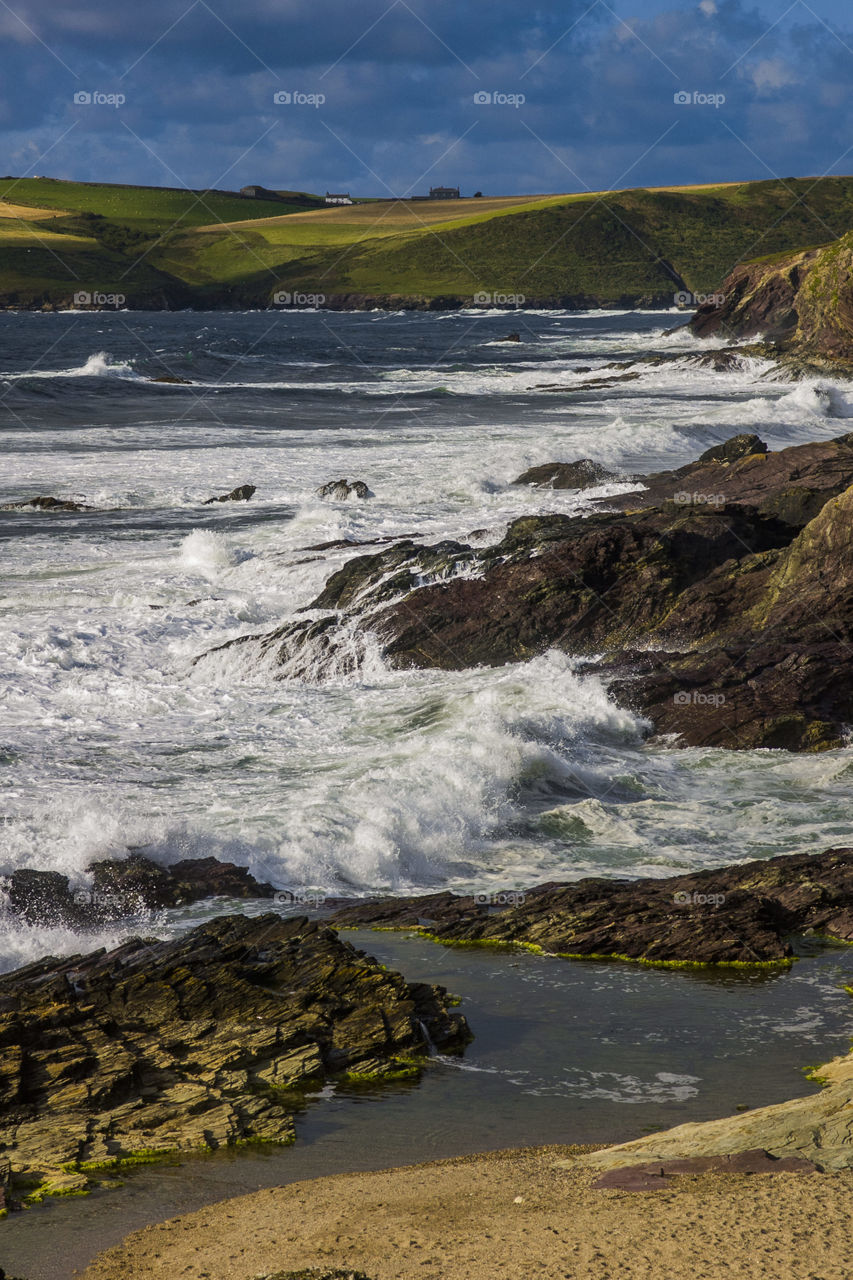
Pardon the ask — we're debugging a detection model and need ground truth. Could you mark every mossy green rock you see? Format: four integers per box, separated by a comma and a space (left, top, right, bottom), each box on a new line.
0, 915, 469, 1201
691, 229, 853, 369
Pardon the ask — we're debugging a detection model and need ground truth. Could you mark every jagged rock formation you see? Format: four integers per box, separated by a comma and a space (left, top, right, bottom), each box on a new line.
202, 483, 256, 504
316, 480, 372, 501
6, 496, 93, 512
331, 846, 853, 966
201, 433, 853, 750
0, 914, 469, 1203
513, 459, 618, 489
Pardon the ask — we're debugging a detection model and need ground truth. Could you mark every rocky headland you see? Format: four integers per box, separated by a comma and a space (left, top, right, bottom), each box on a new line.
199, 431, 853, 751
690, 229, 853, 372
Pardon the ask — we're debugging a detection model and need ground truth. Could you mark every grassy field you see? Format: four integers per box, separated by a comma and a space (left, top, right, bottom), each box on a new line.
1, 175, 852, 307
0, 178, 319, 305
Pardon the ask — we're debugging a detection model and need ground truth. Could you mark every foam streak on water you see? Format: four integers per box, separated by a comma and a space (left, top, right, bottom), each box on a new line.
1, 308, 852, 969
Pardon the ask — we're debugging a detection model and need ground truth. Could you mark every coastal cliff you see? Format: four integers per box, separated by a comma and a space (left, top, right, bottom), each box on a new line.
691, 231, 853, 369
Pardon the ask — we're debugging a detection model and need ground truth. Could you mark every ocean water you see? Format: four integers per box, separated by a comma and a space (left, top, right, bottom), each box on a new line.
2, 306, 853, 969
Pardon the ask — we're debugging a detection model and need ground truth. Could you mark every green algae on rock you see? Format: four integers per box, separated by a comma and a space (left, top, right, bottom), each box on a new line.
331, 847, 853, 967
0, 914, 469, 1204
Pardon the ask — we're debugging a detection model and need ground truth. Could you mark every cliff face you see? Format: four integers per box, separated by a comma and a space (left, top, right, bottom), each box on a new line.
690, 232, 853, 366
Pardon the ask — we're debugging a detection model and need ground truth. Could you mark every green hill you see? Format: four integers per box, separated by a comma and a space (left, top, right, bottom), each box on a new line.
1, 175, 852, 309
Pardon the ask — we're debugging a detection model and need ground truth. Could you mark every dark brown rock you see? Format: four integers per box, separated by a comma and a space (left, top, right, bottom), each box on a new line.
1, 855, 278, 927
7, 496, 93, 512
513, 458, 618, 489
202, 484, 256, 504
331, 846, 853, 966
698, 433, 767, 464
316, 480, 372, 500
690, 231, 853, 370
196, 433, 853, 751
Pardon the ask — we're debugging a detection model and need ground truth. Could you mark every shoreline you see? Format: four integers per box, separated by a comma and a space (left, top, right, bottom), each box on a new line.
78, 1136, 853, 1280
4, 298, 683, 314
3, 927, 853, 1280
78, 1044, 853, 1280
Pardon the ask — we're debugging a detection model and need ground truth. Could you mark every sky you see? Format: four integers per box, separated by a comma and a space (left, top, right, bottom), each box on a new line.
2, 0, 853, 196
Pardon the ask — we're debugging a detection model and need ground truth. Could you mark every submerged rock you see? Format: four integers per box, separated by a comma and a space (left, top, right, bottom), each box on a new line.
316, 479, 372, 500
7, 495, 92, 512
202, 484, 256, 504
513, 458, 618, 489
0, 914, 469, 1200
575, 1044, 853, 1173
331, 846, 853, 966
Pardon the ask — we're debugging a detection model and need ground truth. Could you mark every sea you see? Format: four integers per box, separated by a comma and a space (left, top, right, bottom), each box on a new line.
2, 305, 853, 970
5, 306, 853, 1279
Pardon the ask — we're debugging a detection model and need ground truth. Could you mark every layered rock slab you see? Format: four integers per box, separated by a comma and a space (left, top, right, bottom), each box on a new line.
0, 914, 469, 1199
331, 847, 853, 966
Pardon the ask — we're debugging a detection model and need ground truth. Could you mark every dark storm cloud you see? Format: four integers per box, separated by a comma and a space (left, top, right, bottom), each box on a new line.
0, 0, 851, 194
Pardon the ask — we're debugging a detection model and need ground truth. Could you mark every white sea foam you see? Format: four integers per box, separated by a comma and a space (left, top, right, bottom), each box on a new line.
2, 308, 852, 969
0, 350, 139, 381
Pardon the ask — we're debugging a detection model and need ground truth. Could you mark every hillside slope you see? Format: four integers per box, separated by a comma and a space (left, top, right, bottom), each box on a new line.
0, 177, 318, 307
2, 175, 853, 309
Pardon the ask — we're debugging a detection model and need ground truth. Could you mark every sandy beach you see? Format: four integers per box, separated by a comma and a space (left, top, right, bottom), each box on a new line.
79, 1143, 853, 1280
